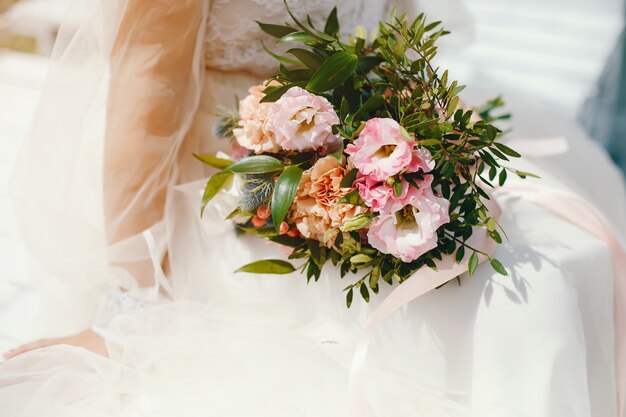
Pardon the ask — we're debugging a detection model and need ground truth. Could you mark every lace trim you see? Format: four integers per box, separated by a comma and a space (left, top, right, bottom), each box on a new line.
203, 0, 385, 75
92, 286, 151, 334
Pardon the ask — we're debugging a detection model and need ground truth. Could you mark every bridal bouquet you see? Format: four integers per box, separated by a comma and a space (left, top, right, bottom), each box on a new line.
196, 3, 531, 306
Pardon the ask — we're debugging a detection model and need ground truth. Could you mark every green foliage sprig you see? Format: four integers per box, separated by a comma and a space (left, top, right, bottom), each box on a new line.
197, 2, 534, 307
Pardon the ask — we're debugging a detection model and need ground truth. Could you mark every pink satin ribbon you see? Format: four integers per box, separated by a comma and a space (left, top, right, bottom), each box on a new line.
348, 184, 626, 417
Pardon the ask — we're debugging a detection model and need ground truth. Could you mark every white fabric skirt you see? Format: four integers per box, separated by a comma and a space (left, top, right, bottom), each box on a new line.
0, 71, 625, 417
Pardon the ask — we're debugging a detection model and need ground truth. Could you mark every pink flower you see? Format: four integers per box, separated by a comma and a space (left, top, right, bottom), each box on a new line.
345, 118, 434, 182
264, 87, 341, 152
366, 189, 450, 262
354, 173, 435, 214
233, 84, 280, 154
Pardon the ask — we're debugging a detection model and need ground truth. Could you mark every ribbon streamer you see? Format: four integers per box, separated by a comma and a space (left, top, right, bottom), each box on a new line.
348, 184, 626, 417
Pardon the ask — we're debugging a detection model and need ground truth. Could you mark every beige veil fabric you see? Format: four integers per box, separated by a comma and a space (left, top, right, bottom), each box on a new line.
9, 0, 210, 330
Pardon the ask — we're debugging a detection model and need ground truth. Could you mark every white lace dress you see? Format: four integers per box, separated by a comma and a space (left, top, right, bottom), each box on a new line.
1, 1, 625, 416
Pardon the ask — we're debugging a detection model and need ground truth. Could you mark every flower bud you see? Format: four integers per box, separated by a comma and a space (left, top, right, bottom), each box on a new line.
340, 213, 374, 232
256, 204, 271, 220
251, 215, 266, 227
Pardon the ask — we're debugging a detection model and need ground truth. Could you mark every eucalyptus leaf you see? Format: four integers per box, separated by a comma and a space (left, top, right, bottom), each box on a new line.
201, 171, 233, 216
306, 51, 358, 93
235, 259, 296, 274
193, 153, 233, 169
226, 155, 284, 174
271, 165, 303, 230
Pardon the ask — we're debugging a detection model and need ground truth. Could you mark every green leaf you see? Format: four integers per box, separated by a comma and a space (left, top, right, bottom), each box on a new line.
226, 155, 284, 174
494, 142, 521, 158
277, 31, 319, 44
269, 235, 304, 248
468, 251, 479, 276
370, 265, 381, 288
324, 6, 339, 36
193, 153, 233, 169
346, 288, 354, 308
237, 226, 278, 237
235, 259, 296, 274
393, 181, 403, 197
489, 258, 508, 276
306, 51, 358, 93
356, 56, 384, 74
287, 48, 324, 69
417, 138, 441, 147
360, 283, 370, 302
340, 168, 358, 188
340, 97, 349, 121
455, 245, 465, 263
201, 171, 233, 216
350, 254, 372, 264
271, 165, 303, 230
256, 21, 297, 38
498, 169, 508, 186
514, 170, 540, 179
425, 21, 442, 31
260, 83, 298, 103
261, 42, 301, 66
337, 189, 366, 206
446, 96, 459, 119
352, 94, 385, 121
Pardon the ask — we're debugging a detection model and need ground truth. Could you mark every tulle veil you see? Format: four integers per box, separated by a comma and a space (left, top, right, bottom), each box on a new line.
8, 0, 209, 333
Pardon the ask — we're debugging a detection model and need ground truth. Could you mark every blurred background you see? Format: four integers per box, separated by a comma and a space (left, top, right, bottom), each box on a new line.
0, 0, 624, 352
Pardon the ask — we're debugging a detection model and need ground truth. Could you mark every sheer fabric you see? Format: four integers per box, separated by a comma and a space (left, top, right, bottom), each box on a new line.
3, 0, 626, 416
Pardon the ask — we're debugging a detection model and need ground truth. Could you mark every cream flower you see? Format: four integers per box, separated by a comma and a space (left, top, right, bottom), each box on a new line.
233, 84, 280, 154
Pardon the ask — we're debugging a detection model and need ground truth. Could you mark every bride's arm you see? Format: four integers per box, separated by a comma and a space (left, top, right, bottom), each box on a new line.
105, 0, 204, 245
104, 0, 206, 286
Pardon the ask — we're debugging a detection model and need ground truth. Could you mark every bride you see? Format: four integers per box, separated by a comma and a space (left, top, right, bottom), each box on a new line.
1, 0, 625, 416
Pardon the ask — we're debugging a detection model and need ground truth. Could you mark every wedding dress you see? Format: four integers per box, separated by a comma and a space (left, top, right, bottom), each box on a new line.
1, 1, 626, 416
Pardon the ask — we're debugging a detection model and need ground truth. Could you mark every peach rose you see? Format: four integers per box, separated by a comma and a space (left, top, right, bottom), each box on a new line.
233, 84, 280, 154
290, 156, 368, 246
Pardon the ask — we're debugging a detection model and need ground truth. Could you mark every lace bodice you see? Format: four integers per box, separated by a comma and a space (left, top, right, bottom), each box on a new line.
204, 0, 390, 77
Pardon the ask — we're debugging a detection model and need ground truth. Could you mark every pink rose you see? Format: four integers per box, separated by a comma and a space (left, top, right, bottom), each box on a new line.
354, 173, 434, 214
233, 84, 280, 154
366, 188, 450, 262
345, 118, 434, 182
264, 87, 341, 152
